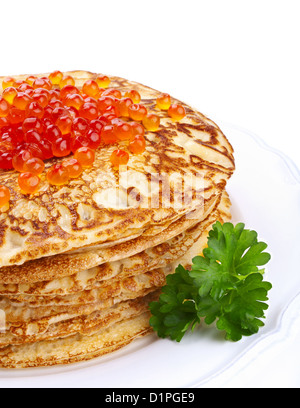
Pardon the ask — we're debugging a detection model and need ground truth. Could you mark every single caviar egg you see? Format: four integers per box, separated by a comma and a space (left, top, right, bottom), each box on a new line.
33, 77, 52, 90
2, 77, 15, 90
18, 172, 41, 194
82, 80, 100, 98
110, 149, 129, 168
118, 97, 133, 117
47, 164, 69, 186
26, 76, 37, 86
74, 147, 95, 168
0, 149, 13, 169
49, 71, 63, 85
125, 90, 141, 104
142, 113, 160, 132
130, 121, 145, 137
56, 115, 73, 135
79, 102, 98, 121
12, 150, 33, 172
102, 125, 117, 145
60, 75, 75, 88
26, 101, 44, 119
96, 75, 110, 89
62, 158, 83, 179
2, 87, 18, 105
8, 108, 26, 125
115, 121, 133, 141
63, 93, 84, 111
72, 117, 89, 135
129, 135, 146, 155
157, 93, 172, 111
24, 157, 45, 175
23, 117, 43, 134
102, 88, 122, 99
168, 104, 186, 121
52, 135, 72, 157
128, 104, 148, 121
0, 185, 10, 207
0, 98, 10, 118
60, 85, 80, 100
13, 92, 32, 110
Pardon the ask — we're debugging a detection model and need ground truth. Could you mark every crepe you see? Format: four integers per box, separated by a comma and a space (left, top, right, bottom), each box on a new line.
0, 71, 234, 268
0, 71, 235, 368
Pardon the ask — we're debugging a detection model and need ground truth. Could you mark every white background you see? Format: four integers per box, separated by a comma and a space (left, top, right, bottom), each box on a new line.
0, 0, 299, 388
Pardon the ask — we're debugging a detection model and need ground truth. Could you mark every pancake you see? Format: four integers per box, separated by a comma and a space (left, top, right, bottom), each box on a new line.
0, 191, 231, 296
0, 71, 235, 368
0, 206, 229, 368
0, 71, 234, 268
0, 312, 153, 368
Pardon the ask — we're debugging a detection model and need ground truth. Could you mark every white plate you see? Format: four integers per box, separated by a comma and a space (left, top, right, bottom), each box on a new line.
1, 122, 299, 388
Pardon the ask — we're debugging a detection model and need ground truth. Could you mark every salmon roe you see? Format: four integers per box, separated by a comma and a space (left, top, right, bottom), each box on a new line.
110, 149, 129, 168
143, 114, 160, 132
156, 93, 172, 110
0, 71, 165, 194
0, 185, 10, 207
74, 147, 95, 168
62, 158, 83, 179
96, 75, 110, 89
128, 104, 148, 121
129, 135, 146, 155
18, 172, 41, 194
47, 164, 69, 186
168, 104, 186, 121
125, 90, 141, 104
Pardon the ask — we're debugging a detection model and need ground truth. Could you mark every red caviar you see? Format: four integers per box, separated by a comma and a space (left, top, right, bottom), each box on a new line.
110, 149, 129, 168
79, 102, 98, 120
0, 98, 10, 117
129, 135, 146, 155
49, 71, 63, 85
168, 104, 186, 121
62, 158, 83, 179
128, 104, 147, 121
12, 149, 33, 172
18, 172, 41, 194
115, 121, 133, 141
63, 93, 84, 111
56, 115, 73, 135
26, 102, 44, 119
2, 77, 15, 90
82, 80, 100, 98
130, 121, 145, 137
118, 98, 133, 117
96, 75, 110, 89
157, 93, 172, 110
24, 157, 45, 175
102, 125, 117, 145
143, 113, 160, 131
0, 71, 155, 186
125, 90, 141, 104
60, 75, 75, 88
47, 164, 69, 186
2, 87, 18, 105
0, 185, 10, 207
52, 136, 72, 157
13, 93, 32, 110
74, 147, 95, 167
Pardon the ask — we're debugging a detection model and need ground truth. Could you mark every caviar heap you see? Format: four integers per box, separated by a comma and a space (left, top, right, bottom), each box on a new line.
0, 72, 186, 204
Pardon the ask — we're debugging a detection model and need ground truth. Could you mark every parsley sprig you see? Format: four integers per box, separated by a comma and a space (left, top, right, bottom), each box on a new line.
149, 222, 272, 342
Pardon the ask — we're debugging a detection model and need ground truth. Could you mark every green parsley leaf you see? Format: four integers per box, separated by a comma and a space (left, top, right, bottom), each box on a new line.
149, 222, 272, 342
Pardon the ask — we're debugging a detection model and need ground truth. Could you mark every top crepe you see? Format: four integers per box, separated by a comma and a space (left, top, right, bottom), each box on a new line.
0, 71, 235, 267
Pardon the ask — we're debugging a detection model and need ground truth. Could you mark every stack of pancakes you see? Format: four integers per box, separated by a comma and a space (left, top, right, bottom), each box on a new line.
0, 72, 235, 368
